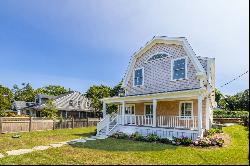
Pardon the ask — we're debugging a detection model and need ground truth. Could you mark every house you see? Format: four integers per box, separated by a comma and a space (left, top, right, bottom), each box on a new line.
13, 91, 95, 119
96, 36, 216, 140
12, 101, 36, 115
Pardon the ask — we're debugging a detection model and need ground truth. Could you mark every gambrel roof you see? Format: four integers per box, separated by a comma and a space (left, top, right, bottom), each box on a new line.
122, 36, 206, 87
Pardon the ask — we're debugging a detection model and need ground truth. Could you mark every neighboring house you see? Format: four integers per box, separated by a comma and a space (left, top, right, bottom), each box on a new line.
12, 101, 36, 115
96, 36, 216, 140
13, 91, 95, 119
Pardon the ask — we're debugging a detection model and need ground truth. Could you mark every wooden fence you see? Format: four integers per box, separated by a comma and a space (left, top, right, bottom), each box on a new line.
0, 117, 100, 134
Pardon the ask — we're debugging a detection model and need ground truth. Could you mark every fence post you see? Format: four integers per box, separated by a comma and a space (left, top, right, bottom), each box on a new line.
72, 117, 74, 129
29, 117, 32, 132
0, 117, 2, 134
53, 119, 55, 130
87, 118, 89, 127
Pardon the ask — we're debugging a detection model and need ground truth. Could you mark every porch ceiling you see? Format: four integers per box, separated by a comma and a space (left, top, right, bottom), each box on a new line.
101, 88, 207, 104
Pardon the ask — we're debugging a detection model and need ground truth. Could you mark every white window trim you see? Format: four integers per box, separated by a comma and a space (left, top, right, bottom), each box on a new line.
144, 103, 153, 116
145, 51, 172, 63
171, 56, 188, 81
133, 67, 144, 87
125, 104, 136, 115
85, 100, 90, 108
179, 101, 193, 120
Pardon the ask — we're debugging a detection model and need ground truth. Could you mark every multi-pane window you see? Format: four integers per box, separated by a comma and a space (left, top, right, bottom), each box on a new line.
172, 58, 186, 80
134, 68, 143, 86
145, 104, 153, 117
69, 100, 73, 106
147, 53, 168, 62
180, 102, 192, 118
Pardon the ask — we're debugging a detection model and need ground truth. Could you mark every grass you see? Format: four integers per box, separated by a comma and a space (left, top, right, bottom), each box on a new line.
0, 125, 248, 165
0, 127, 96, 153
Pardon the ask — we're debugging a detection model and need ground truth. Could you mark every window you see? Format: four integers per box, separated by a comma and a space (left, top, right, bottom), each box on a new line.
134, 68, 143, 86
172, 58, 187, 80
69, 100, 73, 106
86, 101, 90, 108
147, 52, 168, 62
180, 102, 193, 119
78, 101, 81, 106
145, 103, 153, 117
125, 105, 135, 115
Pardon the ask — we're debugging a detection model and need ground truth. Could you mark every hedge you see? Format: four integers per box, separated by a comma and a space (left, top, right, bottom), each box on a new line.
213, 109, 249, 118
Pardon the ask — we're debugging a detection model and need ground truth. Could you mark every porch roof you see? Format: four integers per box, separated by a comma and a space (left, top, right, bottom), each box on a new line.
101, 88, 207, 103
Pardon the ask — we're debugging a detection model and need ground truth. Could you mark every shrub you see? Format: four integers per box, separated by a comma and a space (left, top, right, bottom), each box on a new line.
207, 128, 223, 136
111, 132, 128, 139
145, 134, 160, 142
173, 137, 192, 146
194, 136, 225, 147
213, 109, 249, 118
130, 132, 145, 141
159, 138, 172, 144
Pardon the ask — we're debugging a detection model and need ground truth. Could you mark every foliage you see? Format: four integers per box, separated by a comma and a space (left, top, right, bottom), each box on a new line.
35, 85, 69, 96
173, 136, 192, 146
85, 85, 112, 112
241, 116, 249, 127
145, 134, 160, 142
194, 136, 224, 147
110, 81, 124, 97
110, 132, 129, 139
218, 89, 249, 111
213, 109, 249, 118
159, 138, 172, 144
12, 83, 36, 102
215, 88, 223, 104
207, 128, 223, 136
0, 85, 13, 117
41, 99, 58, 119
130, 132, 145, 141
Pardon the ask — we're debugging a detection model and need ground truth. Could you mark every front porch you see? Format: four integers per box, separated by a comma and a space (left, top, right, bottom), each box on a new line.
98, 89, 210, 139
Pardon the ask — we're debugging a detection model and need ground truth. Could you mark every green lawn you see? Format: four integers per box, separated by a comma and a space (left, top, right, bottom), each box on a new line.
0, 125, 248, 165
0, 127, 96, 153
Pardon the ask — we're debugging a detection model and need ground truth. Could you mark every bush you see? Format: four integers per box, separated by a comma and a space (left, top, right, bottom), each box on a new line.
159, 138, 172, 144
194, 136, 225, 147
110, 132, 128, 139
213, 109, 249, 118
130, 132, 145, 141
207, 128, 223, 136
145, 134, 160, 142
173, 137, 192, 146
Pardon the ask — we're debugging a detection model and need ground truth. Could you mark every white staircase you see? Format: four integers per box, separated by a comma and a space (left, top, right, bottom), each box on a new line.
96, 114, 119, 137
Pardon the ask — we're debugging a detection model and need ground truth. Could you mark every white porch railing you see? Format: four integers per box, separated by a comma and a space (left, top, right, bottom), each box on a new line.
96, 114, 110, 135
157, 116, 198, 130
117, 115, 198, 130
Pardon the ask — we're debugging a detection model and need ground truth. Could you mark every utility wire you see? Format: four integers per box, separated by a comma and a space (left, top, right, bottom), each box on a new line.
220, 70, 249, 88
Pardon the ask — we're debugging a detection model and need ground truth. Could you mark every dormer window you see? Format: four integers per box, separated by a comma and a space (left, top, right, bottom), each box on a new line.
147, 52, 169, 62
86, 101, 90, 108
69, 100, 73, 106
134, 68, 144, 86
172, 57, 187, 80
78, 101, 81, 106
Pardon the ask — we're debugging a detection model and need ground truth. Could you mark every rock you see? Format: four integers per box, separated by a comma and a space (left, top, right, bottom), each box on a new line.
50, 143, 64, 148
85, 137, 96, 141
7, 149, 33, 156
0, 153, 4, 158
32, 146, 50, 151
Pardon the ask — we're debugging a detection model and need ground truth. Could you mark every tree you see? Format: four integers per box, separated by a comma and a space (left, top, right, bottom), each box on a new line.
41, 99, 58, 119
0, 85, 13, 116
215, 88, 223, 104
35, 85, 69, 96
110, 81, 124, 97
12, 83, 36, 102
85, 85, 112, 113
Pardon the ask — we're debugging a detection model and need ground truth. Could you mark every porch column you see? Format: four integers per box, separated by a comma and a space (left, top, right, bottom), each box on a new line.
198, 95, 203, 138
121, 101, 125, 125
153, 99, 157, 127
205, 97, 210, 130
102, 102, 106, 118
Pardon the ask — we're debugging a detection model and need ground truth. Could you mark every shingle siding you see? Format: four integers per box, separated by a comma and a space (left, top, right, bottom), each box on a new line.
125, 43, 204, 96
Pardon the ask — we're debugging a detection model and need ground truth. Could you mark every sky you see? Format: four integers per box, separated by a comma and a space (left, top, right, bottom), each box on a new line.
0, 0, 249, 95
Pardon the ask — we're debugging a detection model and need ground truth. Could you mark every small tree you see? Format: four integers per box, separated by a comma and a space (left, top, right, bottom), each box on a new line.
0, 85, 13, 117
41, 99, 58, 119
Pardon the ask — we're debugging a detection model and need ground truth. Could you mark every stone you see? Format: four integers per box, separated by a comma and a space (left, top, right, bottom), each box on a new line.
7, 149, 33, 156
85, 137, 96, 141
32, 146, 50, 151
50, 143, 64, 148
0, 153, 4, 158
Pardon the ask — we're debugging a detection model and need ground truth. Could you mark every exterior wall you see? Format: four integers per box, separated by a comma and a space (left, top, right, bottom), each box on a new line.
130, 99, 207, 129
125, 43, 203, 96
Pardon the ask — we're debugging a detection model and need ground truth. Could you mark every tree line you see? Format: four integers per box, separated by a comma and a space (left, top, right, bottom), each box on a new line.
0, 82, 123, 117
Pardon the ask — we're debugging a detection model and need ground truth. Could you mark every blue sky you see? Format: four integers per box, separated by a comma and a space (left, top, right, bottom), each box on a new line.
0, 0, 249, 95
